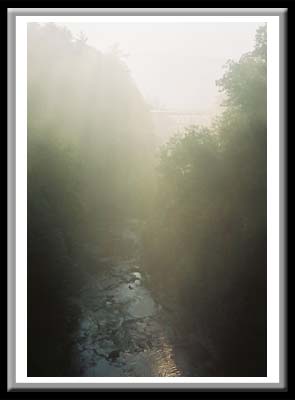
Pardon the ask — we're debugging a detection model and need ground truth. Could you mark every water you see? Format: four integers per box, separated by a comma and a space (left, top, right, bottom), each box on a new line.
68, 226, 214, 377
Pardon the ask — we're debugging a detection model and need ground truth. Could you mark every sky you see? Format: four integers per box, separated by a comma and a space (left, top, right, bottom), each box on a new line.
57, 22, 261, 113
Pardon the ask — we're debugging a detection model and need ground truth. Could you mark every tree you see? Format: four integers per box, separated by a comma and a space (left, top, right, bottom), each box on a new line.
27, 22, 155, 376
143, 24, 267, 376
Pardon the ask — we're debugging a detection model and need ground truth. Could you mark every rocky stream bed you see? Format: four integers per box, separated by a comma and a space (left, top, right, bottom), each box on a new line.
66, 226, 216, 377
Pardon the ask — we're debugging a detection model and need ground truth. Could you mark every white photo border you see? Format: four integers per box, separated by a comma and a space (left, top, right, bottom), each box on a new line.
8, 8, 286, 390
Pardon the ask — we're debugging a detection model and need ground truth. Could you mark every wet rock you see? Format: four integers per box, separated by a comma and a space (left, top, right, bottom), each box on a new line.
112, 317, 124, 331
70, 227, 210, 377
98, 339, 116, 354
136, 321, 147, 332
107, 350, 120, 362
84, 359, 124, 376
128, 296, 156, 318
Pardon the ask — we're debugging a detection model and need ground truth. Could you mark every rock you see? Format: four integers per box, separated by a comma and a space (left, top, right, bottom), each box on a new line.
136, 321, 147, 332
107, 350, 120, 362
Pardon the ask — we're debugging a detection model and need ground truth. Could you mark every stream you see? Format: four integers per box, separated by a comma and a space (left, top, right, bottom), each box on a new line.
68, 224, 215, 377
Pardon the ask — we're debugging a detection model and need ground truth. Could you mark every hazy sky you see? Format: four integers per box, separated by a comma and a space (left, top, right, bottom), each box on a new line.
58, 22, 261, 112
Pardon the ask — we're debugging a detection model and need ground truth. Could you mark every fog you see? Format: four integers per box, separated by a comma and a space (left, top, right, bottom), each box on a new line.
28, 22, 267, 378
57, 22, 260, 112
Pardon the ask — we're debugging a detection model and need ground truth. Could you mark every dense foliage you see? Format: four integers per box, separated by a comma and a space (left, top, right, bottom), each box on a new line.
143, 25, 267, 376
27, 23, 267, 377
27, 23, 155, 376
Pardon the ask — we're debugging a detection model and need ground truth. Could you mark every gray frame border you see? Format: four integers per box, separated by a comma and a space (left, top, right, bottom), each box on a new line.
7, 7, 287, 391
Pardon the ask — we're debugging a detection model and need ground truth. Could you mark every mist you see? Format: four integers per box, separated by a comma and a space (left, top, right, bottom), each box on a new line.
27, 22, 267, 378
57, 22, 260, 110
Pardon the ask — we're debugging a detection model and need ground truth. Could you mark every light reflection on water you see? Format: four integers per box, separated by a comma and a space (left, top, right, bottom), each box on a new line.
150, 337, 183, 377
117, 328, 183, 377
70, 255, 189, 377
